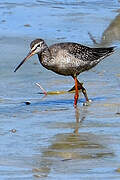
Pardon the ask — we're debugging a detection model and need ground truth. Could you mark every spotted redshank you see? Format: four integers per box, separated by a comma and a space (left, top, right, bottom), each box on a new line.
14, 39, 114, 107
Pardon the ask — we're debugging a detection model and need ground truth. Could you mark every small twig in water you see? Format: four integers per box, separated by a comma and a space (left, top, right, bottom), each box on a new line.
35, 83, 47, 95
88, 32, 98, 45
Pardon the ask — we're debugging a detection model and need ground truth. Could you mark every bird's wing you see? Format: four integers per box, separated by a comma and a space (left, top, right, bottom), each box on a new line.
66, 43, 114, 62
49, 42, 114, 62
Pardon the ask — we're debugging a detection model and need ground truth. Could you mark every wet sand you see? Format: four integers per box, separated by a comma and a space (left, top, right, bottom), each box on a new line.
1, 0, 120, 179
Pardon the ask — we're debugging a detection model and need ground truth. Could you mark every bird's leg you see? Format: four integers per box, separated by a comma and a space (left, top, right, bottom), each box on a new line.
72, 77, 90, 106
68, 79, 88, 99
74, 76, 79, 108
76, 80, 91, 105
68, 81, 83, 92
78, 82, 89, 102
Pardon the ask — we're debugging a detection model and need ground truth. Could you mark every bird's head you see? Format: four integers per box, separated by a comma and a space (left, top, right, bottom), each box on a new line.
14, 38, 46, 72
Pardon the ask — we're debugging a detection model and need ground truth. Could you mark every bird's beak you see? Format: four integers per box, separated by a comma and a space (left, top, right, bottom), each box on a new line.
14, 50, 35, 72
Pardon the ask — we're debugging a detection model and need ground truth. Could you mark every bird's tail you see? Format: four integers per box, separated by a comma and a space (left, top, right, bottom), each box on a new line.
93, 46, 115, 59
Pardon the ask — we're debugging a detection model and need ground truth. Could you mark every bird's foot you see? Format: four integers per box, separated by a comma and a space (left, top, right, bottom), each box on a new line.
83, 99, 92, 106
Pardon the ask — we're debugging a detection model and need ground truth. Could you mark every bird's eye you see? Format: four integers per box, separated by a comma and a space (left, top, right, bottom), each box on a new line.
37, 44, 41, 48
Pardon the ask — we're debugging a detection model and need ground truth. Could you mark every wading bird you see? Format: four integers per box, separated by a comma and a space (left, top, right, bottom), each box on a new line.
14, 39, 114, 107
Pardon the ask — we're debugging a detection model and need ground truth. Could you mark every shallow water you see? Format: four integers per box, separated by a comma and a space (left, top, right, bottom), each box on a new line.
1, 0, 120, 179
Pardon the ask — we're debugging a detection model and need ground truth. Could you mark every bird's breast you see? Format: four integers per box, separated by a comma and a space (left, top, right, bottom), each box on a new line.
40, 49, 90, 76
49, 50, 85, 76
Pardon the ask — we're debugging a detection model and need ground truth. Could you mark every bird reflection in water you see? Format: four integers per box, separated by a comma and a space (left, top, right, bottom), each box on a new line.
74, 107, 86, 134
32, 107, 114, 178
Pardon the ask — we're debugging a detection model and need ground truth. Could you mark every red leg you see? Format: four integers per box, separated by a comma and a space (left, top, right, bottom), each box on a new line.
74, 76, 79, 108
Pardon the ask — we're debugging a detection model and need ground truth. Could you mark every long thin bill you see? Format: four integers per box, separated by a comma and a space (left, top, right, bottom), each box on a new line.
14, 51, 34, 72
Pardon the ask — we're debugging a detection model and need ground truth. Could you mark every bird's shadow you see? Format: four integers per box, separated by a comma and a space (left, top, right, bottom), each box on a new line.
23, 95, 107, 107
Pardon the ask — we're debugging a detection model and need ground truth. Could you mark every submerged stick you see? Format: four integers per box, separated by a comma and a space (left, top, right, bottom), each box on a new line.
35, 83, 47, 95
35, 83, 82, 95
88, 32, 98, 45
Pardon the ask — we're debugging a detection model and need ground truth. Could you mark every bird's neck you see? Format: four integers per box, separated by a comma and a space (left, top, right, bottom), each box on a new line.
38, 46, 52, 68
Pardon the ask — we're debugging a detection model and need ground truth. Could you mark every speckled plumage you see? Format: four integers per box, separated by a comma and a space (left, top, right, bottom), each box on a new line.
35, 40, 114, 77
14, 38, 115, 107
